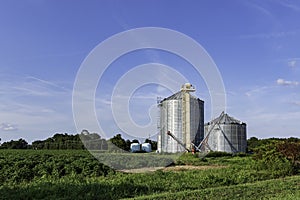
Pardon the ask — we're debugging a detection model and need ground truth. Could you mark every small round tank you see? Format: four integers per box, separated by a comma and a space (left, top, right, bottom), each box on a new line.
141, 143, 152, 152
130, 143, 140, 152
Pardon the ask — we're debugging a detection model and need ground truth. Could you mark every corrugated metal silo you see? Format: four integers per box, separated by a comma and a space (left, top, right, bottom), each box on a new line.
157, 83, 204, 153
203, 112, 247, 153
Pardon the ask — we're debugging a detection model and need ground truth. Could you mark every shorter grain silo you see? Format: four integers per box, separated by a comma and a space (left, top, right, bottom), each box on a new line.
203, 112, 247, 153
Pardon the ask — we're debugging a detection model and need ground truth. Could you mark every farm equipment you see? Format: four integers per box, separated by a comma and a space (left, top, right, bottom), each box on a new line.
166, 131, 191, 152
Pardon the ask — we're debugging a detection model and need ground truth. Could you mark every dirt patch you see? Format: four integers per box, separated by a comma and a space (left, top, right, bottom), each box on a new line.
162, 165, 226, 171
119, 167, 164, 173
119, 165, 226, 173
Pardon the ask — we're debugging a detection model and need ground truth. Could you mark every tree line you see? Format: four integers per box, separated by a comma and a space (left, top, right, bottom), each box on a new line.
0, 131, 158, 151
1, 134, 299, 154
247, 136, 300, 153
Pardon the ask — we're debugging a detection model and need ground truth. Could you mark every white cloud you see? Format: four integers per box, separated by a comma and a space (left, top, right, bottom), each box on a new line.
0, 74, 70, 98
291, 101, 300, 106
156, 85, 170, 94
245, 86, 272, 97
26, 76, 68, 91
229, 79, 300, 138
240, 31, 297, 39
246, 111, 300, 138
277, 78, 299, 86
0, 73, 75, 142
0, 123, 18, 131
244, 1, 273, 17
287, 58, 300, 68
288, 60, 297, 68
97, 99, 112, 105
278, 1, 300, 12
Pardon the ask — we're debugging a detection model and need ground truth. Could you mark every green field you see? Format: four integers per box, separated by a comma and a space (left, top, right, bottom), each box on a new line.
0, 150, 299, 200
128, 176, 300, 200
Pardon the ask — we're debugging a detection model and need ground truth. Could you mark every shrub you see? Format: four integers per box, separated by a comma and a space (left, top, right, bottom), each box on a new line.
253, 141, 295, 176
205, 151, 233, 158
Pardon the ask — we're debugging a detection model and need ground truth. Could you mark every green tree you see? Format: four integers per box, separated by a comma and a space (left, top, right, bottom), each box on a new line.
276, 140, 300, 171
144, 139, 157, 151
253, 140, 294, 176
0, 138, 28, 149
32, 140, 44, 149
132, 139, 139, 144
125, 139, 131, 151
108, 134, 127, 151
32, 133, 86, 150
247, 137, 259, 152
80, 132, 107, 150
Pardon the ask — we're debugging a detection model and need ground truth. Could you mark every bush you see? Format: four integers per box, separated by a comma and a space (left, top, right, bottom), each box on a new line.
205, 151, 233, 158
253, 141, 295, 176
235, 152, 248, 157
0, 150, 115, 184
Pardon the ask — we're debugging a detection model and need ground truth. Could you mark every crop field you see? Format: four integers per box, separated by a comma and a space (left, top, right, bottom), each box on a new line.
129, 175, 300, 200
90, 151, 179, 169
0, 149, 299, 200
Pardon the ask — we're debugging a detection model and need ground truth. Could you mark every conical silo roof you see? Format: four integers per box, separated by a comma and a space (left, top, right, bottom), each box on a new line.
161, 91, 202, 102
208, 113, 245, 125
161, 91, 183, 101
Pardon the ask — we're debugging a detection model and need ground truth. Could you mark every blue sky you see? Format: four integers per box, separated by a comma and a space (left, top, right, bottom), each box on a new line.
0, 0, 300, 143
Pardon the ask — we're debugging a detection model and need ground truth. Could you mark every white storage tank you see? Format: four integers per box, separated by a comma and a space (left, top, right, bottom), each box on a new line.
141, 143, 152, 152
130, 143, 140, 152
203, 112, 247, 153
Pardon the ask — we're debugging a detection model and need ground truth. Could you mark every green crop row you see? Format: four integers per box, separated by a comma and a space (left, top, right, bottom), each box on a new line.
0, 149, 298, 199
126, 175, 300, 200
0, 150, 114, 184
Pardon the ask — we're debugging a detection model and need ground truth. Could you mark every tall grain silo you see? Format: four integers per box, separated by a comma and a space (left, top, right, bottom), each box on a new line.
202, 112, 247, 153
157, 83, 204, 153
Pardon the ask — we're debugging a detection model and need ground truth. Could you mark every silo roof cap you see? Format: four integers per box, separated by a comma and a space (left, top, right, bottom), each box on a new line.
160, 91, 201, 102
209, 113, 245, 125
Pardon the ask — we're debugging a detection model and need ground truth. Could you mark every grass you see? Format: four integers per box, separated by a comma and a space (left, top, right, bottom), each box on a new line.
124, 175, 300, 200
0, 150, 299, 199
1, 172, 298, 199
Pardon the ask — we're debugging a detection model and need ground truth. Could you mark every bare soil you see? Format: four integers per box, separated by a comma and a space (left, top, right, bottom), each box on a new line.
119, 165, 226, 173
